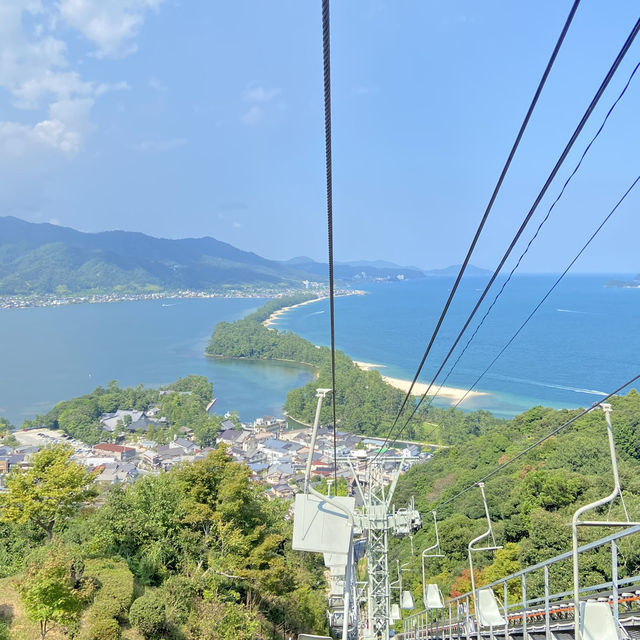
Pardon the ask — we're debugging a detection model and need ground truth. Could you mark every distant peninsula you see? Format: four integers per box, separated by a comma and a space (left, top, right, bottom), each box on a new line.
605, 275, 640, 288
0, 216, 490, 307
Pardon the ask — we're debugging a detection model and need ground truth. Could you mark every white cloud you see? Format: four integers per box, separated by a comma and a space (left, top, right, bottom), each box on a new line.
241, 105, 263, 126
59, 0, 164, 58
0, 119, 80, 156
0, 1, 151, 161
244, 84, 280, 103
241, 83, 282, 126
148, 77, 167, 93
133, 137, 187, 152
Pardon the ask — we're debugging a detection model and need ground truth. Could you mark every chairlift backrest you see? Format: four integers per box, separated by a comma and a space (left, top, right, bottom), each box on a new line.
476, 589, 506, 628
401, 590, 414, 610
580, 601, 618, 640
424, 583, 444, 610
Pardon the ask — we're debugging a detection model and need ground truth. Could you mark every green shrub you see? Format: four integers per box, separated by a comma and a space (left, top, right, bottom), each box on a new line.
0, 620, 9, 640
79, 558, 134, 640
84, 558, 134, 620
83, 617, 121, 640
129, 592, 167, 639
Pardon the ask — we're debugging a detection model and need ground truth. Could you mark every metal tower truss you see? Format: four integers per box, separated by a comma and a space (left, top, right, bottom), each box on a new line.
366, 522, 390, 639
344, 455, 422, 640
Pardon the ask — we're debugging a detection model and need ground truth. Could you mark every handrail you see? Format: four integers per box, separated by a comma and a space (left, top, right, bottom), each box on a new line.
407, 524, 640, 627
571, 403, 640, 638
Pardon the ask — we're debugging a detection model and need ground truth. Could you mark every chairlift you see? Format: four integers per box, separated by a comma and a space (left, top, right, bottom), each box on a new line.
571, 403, 640, 639
390, 603, 401, 622
467, 483, 503, 633
401, 590, 415, 610
421, 510, 445, 610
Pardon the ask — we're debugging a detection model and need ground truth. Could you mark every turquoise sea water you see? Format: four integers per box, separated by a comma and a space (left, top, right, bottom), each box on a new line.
0, 275, 638, 424
0, 298, 313, 425
272, 275, 640, 417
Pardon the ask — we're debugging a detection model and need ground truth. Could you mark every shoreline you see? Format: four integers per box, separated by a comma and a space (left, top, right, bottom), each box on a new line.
262, 290, 366, 328
354, 361, 487, 404
0, 288, 334, 311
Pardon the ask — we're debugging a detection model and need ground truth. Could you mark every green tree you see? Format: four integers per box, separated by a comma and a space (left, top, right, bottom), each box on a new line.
18, 543, 86, 640
1, 433, 19, 449
0, 445, 97, 540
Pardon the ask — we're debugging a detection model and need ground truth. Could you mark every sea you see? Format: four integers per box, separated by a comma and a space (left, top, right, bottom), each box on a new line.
0, 274, 638, 424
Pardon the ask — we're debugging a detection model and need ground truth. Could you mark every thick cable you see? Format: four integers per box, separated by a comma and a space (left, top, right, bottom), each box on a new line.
436, 372, 640, 510
451, 174, 640, 410
321, 0, 338, 486
415, 174, 640, 446
431, 60, 640, 406
381, 18, 640, 452
384, 0, 583, 438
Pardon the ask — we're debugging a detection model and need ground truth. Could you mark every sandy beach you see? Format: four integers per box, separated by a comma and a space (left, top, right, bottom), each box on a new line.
264, 302, 487, 404
262, 296, 328, 327
354, 361, 486, 403
262, 291, 364, 328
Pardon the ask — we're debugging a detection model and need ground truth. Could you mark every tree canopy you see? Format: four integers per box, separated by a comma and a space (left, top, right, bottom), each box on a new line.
0, 445, 97, 541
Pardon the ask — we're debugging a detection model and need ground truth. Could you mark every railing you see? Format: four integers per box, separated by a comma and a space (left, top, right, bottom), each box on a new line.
402, 525, 640, 639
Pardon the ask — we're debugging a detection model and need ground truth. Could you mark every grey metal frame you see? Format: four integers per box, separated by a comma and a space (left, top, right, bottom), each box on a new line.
403, 524, 640, 639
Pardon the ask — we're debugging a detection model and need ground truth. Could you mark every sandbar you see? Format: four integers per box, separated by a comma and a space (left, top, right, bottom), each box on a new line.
262, 291, 364, 328
353, 361, 486, 403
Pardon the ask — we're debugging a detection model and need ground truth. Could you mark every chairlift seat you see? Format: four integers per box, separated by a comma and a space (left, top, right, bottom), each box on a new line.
424, 583, 444, 610
323, 552, 347, 567
476, 588, 506, 627
580, 601, 618, 640
330, 564, 346, 577
401, 590, 414, 610
390, 603, 401, 621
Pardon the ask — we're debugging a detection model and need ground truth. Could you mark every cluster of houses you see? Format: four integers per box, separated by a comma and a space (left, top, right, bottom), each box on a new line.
1, 412, 427, 501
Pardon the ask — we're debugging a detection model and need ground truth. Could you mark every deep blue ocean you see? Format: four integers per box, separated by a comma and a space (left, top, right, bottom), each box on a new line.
273, 275, 640, 417
0, 274, 638, 424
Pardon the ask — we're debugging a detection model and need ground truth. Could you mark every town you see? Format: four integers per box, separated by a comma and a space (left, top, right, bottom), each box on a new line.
0, 407, 429, 500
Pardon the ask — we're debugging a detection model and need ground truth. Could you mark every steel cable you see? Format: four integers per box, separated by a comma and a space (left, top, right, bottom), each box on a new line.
379, 17, 640, 453
381, 0, 584, 446
321, 0, 339, 486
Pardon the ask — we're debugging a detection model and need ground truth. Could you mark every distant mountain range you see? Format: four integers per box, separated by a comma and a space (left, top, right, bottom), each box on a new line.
0, 217, 490, 296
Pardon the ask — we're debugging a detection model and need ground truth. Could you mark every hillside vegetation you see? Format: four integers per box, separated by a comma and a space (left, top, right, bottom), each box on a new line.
0, 446, 329, 639
0, 217, 311, 295
389, 391, 640, 613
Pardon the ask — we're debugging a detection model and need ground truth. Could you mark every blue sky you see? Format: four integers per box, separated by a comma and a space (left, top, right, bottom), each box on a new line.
1, 1, 638, 272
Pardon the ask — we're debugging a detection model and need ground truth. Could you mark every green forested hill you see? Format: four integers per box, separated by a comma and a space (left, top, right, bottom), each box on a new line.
0, 216, 312, 295
389, 391, 640, 608
206, 295, 502, 437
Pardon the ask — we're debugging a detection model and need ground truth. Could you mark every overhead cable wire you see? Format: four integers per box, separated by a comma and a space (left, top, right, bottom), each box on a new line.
408, 175, 640, 448
377, 17, 640, 454
383, 0, 583, 439
436, 371, 640, 510
450, 175, 640, 410
321, 0, 339, 486
430, 60, 640, 406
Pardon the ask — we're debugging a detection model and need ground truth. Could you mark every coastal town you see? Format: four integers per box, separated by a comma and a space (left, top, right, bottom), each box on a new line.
0, 408, 429, 500
0, 285, 326, 310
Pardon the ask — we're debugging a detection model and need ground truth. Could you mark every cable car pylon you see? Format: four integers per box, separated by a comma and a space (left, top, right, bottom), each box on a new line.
293, 388, 422, 639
